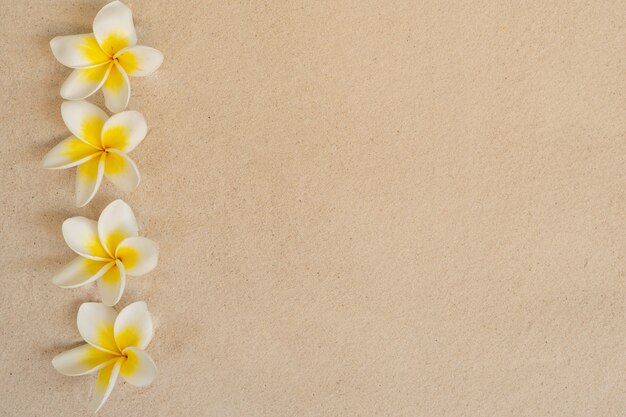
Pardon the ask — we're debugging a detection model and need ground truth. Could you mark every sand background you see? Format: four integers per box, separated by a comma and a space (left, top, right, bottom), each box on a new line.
1, 0, 625, 416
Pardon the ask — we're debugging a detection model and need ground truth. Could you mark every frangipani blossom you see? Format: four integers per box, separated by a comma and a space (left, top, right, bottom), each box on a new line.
50, 0, 163, 112
52, 199, 158, 306
43, 100, 148, 207
53, 302, 156, 412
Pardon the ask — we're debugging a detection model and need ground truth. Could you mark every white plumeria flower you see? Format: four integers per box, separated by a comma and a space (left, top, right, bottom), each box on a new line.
50, 0, 163, 112
43, 100, 148, 207
52, 199, 158, 306
52, 301, 156, 412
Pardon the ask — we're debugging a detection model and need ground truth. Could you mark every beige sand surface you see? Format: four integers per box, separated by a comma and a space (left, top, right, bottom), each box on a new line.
1, 1, 625, 416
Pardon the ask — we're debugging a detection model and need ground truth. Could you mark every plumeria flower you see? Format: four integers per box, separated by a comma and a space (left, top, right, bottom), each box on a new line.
52, 301, 156, 412
50, 0, 163, 112
52, 199, 158, 306
43, 100, 148, 207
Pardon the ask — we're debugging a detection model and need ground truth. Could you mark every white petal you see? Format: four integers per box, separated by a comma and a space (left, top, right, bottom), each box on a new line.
52, 257, 112, 288
62, 216, 110, 261
50, 33, 110, 68
97, 199, 139, 257
102, 62, 130, 112
61, 100, 108, 148
115, 237, 158, 276
93, 0, 137, 56
116, 46, 163, 77
114, 301, 153, 351
77, 302, 120, 354
90, 358, 123, 413
97, 260, 126, 307
120, 347, 156, 387
75, 153, 106, 207
52, 344, 119, 376
42, 136, 100, 169
104, 150, 140, 193
101, 110, 147, 153
60, 63, 112, 102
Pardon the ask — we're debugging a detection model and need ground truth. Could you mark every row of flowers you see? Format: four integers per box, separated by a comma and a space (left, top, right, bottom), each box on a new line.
46, 1, 162, 412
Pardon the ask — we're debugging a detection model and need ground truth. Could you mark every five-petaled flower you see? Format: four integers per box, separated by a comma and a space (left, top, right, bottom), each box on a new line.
43, 100, 148, 207
50, 0, 163, 112
52, 301, 156, 412
52, 199, 158, 306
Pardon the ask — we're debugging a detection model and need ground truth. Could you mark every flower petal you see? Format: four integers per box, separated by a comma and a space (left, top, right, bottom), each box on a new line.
75, 152, 106, 207
77, 302, 120, 354
42, 136, 100, 169
114, 301, 153, 351
102, 62, 130, 112
97, 199, 139, 257
50, 33, 110, 68
93, 0, 137, 56
90, 358, 123, 413
52, 257, 112, 288
120, 347, 156, 387
115, 237, 158, 276
60, 63, 112, 101
116, 46, 163, 77
61, 100, 108, 148
97, 260, 126, 307
104, 150, 140, 193
52, 344, 119, 376
62, 216, 110, 261
101, 110, 147, 153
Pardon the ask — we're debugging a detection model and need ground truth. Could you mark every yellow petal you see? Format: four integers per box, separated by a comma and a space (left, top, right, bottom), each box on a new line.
102, 62, 130, 112
52, 257, 112, 288
62, 216, 110, 261
61, 100, 108, 148
50, 33, 110, 68
104, 150, 140, 193
120, 347, 156, 387
90, 358, 123, 412
114, 301, 153, 351
101, 125, 128, 150
115, 237, 158, 276
97, 260, 126, 306
60, 63, 111, 101
42, 136, 99, 169
116, 46, 163, 77
77, 302, 121, 354
75, 152, 105, 207
97, 199, 139, 257
101, 111, 147, 152
93, 1, 137, 56
52, 344, 119, 376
